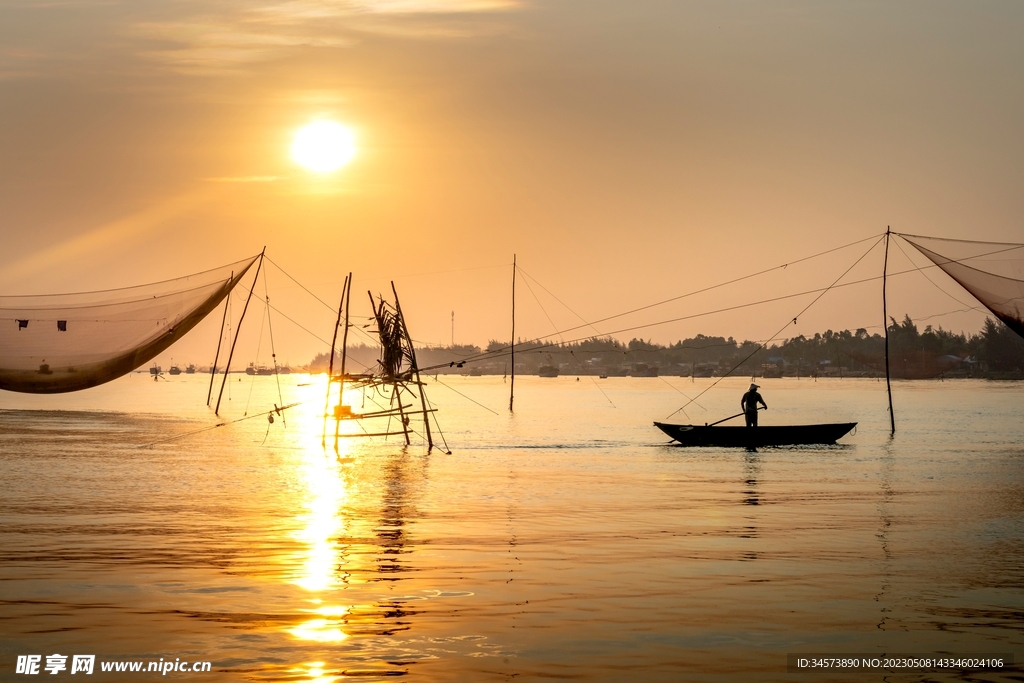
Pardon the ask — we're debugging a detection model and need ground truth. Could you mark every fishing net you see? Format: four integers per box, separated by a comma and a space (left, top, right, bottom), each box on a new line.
900, 234, 1024, 338
0, 255, 259, 394
369, 295, 416, 381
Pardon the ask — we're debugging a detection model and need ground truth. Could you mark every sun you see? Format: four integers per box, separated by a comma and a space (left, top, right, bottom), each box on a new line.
291, 121, 356, 173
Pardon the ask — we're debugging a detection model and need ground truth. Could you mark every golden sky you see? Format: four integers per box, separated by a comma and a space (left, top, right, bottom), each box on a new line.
2, 0, 1022, 362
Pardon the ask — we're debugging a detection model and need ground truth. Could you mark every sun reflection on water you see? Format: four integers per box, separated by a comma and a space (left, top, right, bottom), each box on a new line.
284, 391, 358, 655
294, 661, 335, 683
292, 444, 348, 592
289, 618, 349, 643
282, 379, 430, 662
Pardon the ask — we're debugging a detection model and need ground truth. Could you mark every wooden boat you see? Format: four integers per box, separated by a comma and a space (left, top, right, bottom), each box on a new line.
654, 421, 856, 447
168, 365, 182, 375
245, 362, 274, 376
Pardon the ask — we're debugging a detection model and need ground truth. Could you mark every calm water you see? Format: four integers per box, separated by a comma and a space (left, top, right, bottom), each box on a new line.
1, 375, 1022, 681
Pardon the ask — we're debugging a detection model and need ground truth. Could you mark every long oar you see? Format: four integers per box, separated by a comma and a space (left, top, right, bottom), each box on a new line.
707, 406, 764, 427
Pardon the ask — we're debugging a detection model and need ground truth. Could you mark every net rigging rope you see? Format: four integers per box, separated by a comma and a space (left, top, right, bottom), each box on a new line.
242, 290, 267, 417
518, 268, 615, 406
664, 234, 885, 419
415, 256, 966, 374
891, 236, 983, 313
418, 233, 885, 371
262, 235, 884, 375
263, 270, 287, 427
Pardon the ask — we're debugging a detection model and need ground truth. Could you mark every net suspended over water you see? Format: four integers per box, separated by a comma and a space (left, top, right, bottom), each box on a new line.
901, 233, 1024, 339
0, 255, 259, 394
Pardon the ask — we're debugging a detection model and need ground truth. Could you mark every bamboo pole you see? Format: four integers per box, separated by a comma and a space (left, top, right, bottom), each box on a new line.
322, 274, 347, 447
339, 273, 353, 387
333, 273, 353, 451
394, 382, 411, 445
215, 249, 264, 416
207, 272, 232, 406
392, 281, 432, 450
510, 254, 516, 413
883, 227, 896, 435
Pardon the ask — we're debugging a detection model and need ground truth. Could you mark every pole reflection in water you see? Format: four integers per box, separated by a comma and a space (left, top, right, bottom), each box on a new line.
874, 439, 896, 631
367, 450, 426, 635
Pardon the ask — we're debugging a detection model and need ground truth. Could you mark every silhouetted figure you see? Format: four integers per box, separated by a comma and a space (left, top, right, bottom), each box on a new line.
741, 383, 767, 427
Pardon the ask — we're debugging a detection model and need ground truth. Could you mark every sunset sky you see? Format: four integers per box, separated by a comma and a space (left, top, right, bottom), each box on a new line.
2, 0, 1022, 364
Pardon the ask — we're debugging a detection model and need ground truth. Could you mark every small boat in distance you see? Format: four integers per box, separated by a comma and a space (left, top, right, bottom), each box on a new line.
246, 362, 279, 375
654, 421, 856, 447
149, 365, 161, 375
538, 364, 559, 378
185, 364, 196, 374
168, 365, 181, 375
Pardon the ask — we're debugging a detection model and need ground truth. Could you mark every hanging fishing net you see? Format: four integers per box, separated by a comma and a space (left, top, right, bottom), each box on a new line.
900, 233, 1024, 338
0, 255, 259, 394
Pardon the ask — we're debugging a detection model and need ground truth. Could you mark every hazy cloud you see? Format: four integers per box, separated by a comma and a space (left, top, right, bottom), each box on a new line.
132, 19, 354, 74
0, 0, 519, 78
130, 0, 519, 74
257, 0, 519, 21
0, 191, 209, 289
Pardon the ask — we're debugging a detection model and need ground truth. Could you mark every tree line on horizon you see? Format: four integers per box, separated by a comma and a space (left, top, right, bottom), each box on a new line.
307, 316, 1024, 379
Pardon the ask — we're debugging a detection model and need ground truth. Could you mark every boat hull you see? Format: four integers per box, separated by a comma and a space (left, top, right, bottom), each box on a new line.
654, 421, 856, 447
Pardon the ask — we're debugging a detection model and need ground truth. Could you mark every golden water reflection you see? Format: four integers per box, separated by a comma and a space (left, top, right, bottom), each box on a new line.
289, 617, 349, 643
286, 400, 358, 658
282, 388, 433, 677
293, 661, 335, 683
292, 440, 348, 593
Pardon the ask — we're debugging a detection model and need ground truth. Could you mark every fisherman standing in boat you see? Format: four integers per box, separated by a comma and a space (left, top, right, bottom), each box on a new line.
741, 383, 767, 427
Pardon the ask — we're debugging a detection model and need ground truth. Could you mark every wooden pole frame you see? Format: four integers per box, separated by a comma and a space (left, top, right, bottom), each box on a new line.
392, 281, 432, 450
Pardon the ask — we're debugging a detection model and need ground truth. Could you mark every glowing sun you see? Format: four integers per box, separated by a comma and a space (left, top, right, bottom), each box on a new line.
291, 121, 356, 173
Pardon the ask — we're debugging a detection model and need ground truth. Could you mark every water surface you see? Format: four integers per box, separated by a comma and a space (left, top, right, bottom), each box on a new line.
1, 375, 1022, 681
